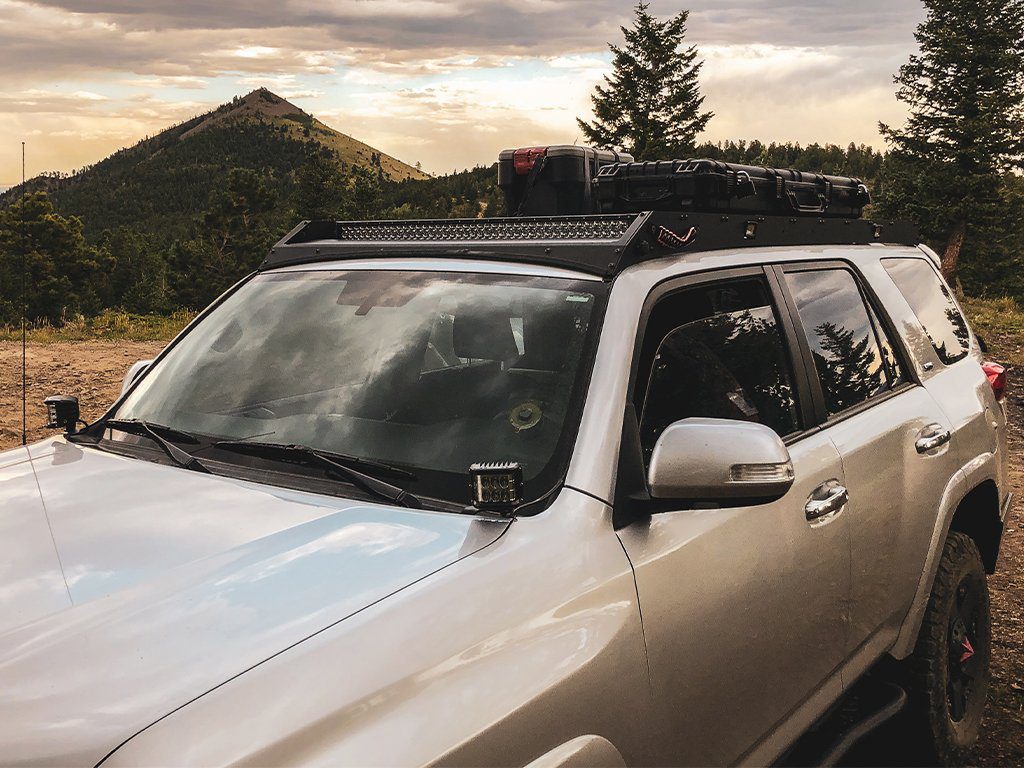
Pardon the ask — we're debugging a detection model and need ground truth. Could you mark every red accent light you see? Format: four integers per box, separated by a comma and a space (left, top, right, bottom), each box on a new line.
982, 361, 1007, 402
513, 147, 547, 175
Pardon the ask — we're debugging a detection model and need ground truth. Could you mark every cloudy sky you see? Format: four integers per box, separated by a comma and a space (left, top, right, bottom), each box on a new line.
0, 0, 926, 185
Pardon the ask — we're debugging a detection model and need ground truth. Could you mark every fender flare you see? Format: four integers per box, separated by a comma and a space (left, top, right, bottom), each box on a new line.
524, 736, 627, 768
890, 451, 1000, 659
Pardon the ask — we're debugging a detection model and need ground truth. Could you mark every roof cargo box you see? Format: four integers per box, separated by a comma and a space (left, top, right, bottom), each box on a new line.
594, 159, 871, 218
498, 145, 632, 217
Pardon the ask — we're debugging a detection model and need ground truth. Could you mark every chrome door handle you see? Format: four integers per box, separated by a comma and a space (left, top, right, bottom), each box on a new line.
916, 424, 952, 454
805, 484, 849, 521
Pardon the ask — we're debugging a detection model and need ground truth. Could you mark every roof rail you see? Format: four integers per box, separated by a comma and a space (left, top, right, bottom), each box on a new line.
263, 212, 919, 278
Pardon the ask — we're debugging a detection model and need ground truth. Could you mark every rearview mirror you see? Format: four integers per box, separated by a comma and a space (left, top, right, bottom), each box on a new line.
120, 359, 153, 396
647, 418, 794, 503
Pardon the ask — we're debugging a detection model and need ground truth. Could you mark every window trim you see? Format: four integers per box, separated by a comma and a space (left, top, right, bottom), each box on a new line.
773, 260, 920, 427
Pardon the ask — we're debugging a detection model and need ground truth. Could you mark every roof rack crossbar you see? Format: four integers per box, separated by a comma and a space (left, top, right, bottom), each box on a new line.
262, 212, 919, 278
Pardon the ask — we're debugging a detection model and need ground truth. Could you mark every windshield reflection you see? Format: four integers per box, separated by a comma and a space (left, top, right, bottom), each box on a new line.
114, 270, 606, 505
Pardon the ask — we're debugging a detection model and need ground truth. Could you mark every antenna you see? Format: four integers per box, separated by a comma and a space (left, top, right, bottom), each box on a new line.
21, 141, 27, 446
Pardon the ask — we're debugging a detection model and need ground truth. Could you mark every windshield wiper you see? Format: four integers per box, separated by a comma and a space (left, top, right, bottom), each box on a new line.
213, 441, 416, 479
212, 441, 422, 509
103, 419, 200, 444
103, 419, 213, 474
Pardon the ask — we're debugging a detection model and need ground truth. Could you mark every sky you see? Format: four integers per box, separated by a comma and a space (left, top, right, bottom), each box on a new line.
0, 0, 927, 186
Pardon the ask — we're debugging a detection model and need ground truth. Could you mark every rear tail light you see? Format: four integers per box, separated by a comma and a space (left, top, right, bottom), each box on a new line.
513, 147, 547, 175
982, 361, 1007, 402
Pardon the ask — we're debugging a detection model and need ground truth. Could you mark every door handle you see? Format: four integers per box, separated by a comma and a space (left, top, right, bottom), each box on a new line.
916, 424, 952, 454
805, 483, 849, 522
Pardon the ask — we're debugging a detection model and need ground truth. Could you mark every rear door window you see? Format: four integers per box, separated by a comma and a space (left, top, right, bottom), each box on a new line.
882, 258, 970, 364
783, 268, 892, 416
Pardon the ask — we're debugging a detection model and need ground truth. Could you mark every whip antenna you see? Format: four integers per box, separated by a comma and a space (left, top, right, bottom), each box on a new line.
21, 141, 27, 446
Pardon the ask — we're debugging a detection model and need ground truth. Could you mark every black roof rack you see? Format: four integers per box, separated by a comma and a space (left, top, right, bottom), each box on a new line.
262, 211, 919, 278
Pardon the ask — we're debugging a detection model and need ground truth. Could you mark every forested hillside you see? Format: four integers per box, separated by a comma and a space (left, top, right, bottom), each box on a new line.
0, 86, 1016, 327
1, 89, 427, 246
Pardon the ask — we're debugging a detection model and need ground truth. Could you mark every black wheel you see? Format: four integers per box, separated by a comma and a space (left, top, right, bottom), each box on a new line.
906, 532, 991, 766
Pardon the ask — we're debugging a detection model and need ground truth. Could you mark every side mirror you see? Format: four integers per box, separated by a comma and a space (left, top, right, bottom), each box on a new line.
120, 359, 153, 396
647, 418, 794, 503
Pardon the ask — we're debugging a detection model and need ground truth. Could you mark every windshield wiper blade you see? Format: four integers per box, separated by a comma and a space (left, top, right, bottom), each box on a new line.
213, 441, 416, 479
213, 441, 422, 509
104, 419, 213, 474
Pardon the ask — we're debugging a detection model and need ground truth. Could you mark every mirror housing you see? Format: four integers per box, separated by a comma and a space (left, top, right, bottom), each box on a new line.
120, 359, 153, 396
647, 418, 794, 503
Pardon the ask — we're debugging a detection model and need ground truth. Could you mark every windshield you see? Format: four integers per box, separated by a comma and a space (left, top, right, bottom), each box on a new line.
113, 268, 606, 506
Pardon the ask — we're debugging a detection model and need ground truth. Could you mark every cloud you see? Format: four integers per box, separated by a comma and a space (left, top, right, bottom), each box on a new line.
0, 0, 927, 181
123, 75, 210, 90
236, 74, 324, 100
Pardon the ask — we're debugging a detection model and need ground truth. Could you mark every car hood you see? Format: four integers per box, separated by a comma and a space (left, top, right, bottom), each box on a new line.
0, 439, 508, 766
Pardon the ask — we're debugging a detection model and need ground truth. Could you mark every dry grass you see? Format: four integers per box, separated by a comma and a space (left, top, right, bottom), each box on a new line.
962, 296, 1024, 369
0, 309, 194, 343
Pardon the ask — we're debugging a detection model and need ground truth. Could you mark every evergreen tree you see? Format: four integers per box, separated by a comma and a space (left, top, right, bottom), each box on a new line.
813, 322, 884, 411
102, 228, 169, 314
169, 168, 278, 307
293, 147, 348, 220
877, 0, 1024, 284
341, 166, 384, 221
577, 3, 712, 160
0, 192, 108, 323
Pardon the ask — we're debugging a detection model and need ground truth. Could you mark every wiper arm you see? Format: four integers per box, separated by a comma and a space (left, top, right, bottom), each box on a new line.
104, 419, 200, 444
213, 441, 422, 509
213, 441, 416, 479
104, 419, 213, 474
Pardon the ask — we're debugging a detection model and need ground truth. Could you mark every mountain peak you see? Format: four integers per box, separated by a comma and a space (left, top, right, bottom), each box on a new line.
175, 89, 428, 182
191, 87, 308, 129
231, 88, 306, 118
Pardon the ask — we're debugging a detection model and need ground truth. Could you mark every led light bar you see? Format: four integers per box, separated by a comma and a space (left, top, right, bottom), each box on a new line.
331, 215, 641, 244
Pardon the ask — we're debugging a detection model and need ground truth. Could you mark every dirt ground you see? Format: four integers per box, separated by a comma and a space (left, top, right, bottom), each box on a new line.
0, 341, 166, 447
0, 339, 1020, 765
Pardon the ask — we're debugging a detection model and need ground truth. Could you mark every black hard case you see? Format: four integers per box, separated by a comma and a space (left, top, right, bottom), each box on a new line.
498, 145, 632, 216
594, 159, 871, 218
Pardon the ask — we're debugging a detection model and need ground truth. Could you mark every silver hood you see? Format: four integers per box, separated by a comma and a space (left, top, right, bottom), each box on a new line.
0, 439, 507, 766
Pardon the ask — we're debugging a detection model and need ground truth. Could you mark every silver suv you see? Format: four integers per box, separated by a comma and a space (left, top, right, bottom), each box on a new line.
0, 205, 1010, 766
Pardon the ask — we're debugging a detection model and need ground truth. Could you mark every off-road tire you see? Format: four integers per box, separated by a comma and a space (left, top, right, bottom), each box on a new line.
906, 532, 991, 766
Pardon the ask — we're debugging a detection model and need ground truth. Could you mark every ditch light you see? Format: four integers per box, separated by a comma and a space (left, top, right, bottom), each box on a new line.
469, 462, 523, 515
44, 395, 80, 434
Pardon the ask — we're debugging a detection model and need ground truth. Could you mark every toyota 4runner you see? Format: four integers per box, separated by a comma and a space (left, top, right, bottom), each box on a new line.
0, 147, 1011, 766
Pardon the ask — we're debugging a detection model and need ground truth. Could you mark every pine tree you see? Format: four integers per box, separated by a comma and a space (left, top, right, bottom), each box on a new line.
877, 0, 1024, 284
577, 3, 712, 160
293, 148, 348, 220
0, 192, 108, 323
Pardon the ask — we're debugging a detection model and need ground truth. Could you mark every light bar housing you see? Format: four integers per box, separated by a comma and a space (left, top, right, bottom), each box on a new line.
470, 461, 523, 514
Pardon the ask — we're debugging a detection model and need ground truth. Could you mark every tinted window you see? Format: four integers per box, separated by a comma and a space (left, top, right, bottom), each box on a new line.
868, 303, 905, 385
784, 269, 890, 415
638, 278, 800, 459
883, 258, 970, 364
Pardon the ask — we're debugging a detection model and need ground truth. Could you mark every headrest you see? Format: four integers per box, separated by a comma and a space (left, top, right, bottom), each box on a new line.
452, 306, 519, 362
